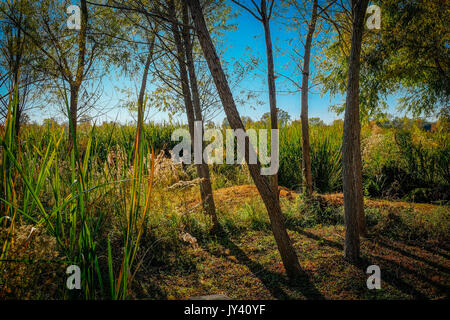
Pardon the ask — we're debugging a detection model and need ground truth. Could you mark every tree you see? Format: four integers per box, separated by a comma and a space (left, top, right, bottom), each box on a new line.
277, 0, 337, 197
261, 108, 290, 127
68, 0, 88, 144
0, 0, 41, 135
2, 0, 122, 146
167, 0, 218, 228
318, 0, 449, 119
231, 0, 279, 199
309, 117, 325, 126
342, 0, 369, 263
368, 0, 449, 117
187, 0, 303, 280
299, 0, 319, 198
111, 0, 233, 227
136, 30, 157, 155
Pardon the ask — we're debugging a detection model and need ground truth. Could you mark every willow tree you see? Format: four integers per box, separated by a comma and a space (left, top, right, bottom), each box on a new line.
319, 0, 449, 120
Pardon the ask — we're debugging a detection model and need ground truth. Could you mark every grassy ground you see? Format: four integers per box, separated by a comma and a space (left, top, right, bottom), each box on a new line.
128, 185, 450, 300
135, 227, 449, 300
1, 181, 449, 300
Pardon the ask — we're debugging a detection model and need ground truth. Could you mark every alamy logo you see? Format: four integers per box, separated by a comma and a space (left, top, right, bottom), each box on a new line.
366, 5, 381, 30
66, 5, 80, 30
66, 265, 81, 290
366, 265, 381, 289
171, 121, 279, 176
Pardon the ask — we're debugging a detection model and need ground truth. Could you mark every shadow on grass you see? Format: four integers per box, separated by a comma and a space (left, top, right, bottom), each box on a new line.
373, 237, 450, 275
132, 272, 169, 300
287, 226, 449, 299
205, 227, 325, 300
420, 243, 450, 261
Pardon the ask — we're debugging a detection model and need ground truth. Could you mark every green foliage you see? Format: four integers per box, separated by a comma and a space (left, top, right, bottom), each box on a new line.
317, 0, 449, 119
260, 109, 291, 127
373, 207, 450, 242
1, 95, 156, 299
362, 122, 449, 202
279, 121, 343, 193
372, 0, 449, 116
284, 195, 344, 229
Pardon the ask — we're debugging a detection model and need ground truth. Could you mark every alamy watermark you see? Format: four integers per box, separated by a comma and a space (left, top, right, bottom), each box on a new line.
66, 5, 80, 30
66, 263, 382, 290
66, 1, 107, 30
366, 5, 381, 30
366, 265, 381, 289
66, 3, 381, 31
66, 265, 81, 290
171, 121, 279, 176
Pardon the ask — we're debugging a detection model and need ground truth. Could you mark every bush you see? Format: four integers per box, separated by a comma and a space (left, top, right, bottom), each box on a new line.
372, 207, 450, 242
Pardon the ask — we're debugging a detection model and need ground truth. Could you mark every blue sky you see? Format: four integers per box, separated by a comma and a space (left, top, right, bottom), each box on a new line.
217, 1, 402, 125
219, 2, 334, 123
27, 0, 405, 125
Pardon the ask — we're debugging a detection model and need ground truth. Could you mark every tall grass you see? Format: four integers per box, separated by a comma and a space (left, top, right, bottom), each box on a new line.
0, 86, 156, 299
279, 122, 343, 193
362, 122, 449, 202
0, 81, 19, 275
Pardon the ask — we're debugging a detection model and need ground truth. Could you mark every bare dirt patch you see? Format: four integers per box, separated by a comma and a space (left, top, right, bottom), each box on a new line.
191, 184, 445, 213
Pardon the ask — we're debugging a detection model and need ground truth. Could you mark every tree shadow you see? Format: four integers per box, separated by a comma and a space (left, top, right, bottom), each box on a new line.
362, 255, 449, 298
288, 226, 448, 299
373, 237, 450, 275
204, 228, 325, 300
420, 243, 450, 261
132, 271, 169, 299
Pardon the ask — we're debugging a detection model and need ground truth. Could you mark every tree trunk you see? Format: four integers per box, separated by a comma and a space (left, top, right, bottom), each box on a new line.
134, 33, 156, 158
12, 64, 22, 137
14, 107, 21, 137
136, 49, 151, 152
261, 0, 279, 201
69, 0, 88, 144
300, 0, 318, 198
169, 0, 219, 229
12, 13, 23, 137
68, 83, 79, 144
181, 1, 218, 226
187, 0, 302, 280
342, 0, 369, 263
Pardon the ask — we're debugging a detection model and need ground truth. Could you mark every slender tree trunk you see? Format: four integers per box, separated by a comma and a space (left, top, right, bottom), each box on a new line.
187, 0, 302, 280
300, 0, 318, 199
181, 2, 218, 225
68, 0, 88, 144
169, 0, 219, 229
12, 13, 23, 137
136, 51, 151, 150
261, 0, 279, 200
12, 60, 22, 137
342, 0, 369, 263
14, 108, 21, 137
69, 83, 79, 143
134, 33, 156, 158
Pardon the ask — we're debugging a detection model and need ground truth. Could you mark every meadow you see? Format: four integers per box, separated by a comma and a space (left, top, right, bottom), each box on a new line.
1, 106, 449, 299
